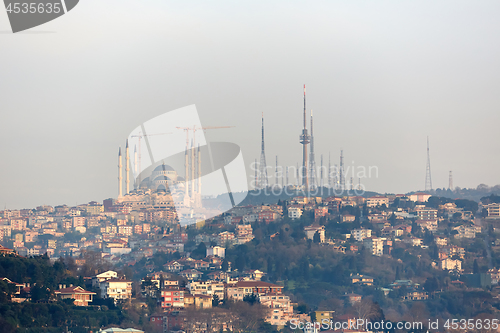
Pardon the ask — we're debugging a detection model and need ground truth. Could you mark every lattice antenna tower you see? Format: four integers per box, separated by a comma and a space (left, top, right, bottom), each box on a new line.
425, 136, 433, 191
320, 154, 324, 188
275, 155, 278, 186
286, 166, 289, 187
449, 171, 453, 190
328, 153, 332, 187
339, 150, 345, 191
258, 113, 268, 188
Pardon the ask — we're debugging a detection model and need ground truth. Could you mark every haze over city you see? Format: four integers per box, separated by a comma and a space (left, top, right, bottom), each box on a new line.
1, 0, 500, 209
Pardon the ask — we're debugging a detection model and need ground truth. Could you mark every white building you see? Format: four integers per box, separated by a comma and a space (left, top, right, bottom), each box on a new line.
351, 228, 372, 242
288, 207, 303, 219
366, 196, 389, 207
363, 237, 386, 256
92, 270, 118, 288
187, 280, 225, 300
441, 258, 462, 271
304, 225, 325, 243
100, 279, 133, 301
207, 246, 225, 258
408, 193, 432, 203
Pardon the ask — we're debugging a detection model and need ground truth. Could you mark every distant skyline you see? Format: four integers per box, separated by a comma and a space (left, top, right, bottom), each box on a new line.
1, 0, 500, 209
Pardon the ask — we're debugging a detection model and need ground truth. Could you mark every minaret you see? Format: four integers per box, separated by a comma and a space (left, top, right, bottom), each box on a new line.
185, 140, 189, 201
309, 109, 317, 189
300, 85, 310, 190
191, 139, 195, 198
125, 140, 130, 194
118, 148, 122, 198
258, 113, 268, 188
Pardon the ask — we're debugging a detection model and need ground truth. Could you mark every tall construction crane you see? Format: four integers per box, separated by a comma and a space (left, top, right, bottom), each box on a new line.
175, 125, 234, 198
175, 126, 235, 149
130, 132, 172, 185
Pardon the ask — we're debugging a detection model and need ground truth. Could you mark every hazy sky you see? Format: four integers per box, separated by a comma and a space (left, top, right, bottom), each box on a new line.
1, 0, 500, 209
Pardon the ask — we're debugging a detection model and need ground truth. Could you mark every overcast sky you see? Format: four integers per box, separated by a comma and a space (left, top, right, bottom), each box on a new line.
1, 0, 500, 209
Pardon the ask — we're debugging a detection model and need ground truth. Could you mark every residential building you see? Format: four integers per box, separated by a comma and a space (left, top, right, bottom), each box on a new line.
485, 203, 500, 219
187, 281, 224, 300
342, 214, 356, 222
206, 246, 225, 258
416, 219, 438, 232
184, 294, 212, 309
54, 286, 96, 306
441, 258, 462, 271
351, 228, 372, 242
416, 208, 438, 220
363, 237, 391, 256
408, 193, 432, 202
160, 287, 185, 309
100, 279, 133, 301
260, 293, 293, 326
288, 207, 303, 220
366, 196, 389, 207
225, 280, 283, 301
304, 225, 325, 243
350, 274, 374, 286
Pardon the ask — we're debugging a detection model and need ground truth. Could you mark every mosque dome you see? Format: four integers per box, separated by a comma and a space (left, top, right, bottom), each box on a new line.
154, 164, 174, 172
153, 175, 172, 182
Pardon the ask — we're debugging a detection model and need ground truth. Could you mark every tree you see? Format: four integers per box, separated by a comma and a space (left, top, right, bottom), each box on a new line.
423, 277, 439, 293
350, 299, 382, 322
395, 266, 401, 280
473, 259, 480, 274
313, 231, 321, 243
221, 259, 229, 272
191, 242, 207, 259
243, 293, 258, 305
212, 294, 220, 307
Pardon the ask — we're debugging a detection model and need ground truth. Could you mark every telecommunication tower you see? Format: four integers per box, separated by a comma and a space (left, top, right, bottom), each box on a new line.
309, 110, 317, 189
299, 85, 310, 190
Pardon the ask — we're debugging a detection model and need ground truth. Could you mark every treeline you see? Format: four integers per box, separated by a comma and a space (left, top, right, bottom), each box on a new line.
0, 301, 125, 333
0, 255, 149, 333
0, 254, 73, 301
432, 184, 500, 203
